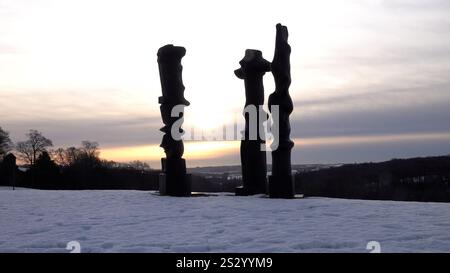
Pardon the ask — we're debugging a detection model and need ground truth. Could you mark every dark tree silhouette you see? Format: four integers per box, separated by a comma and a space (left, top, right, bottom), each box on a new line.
80, 140, 100, 159
1, 153, 17, 189
50, 146, 81, 166
32, 151, 60, 189
65, 146, 82, 165
0, 126, 12, 158
76, 141, 101, 169
15, 129, 53, 166
51, 147, 68, 166
127, 160, 151, 171
50, 142, 100, 169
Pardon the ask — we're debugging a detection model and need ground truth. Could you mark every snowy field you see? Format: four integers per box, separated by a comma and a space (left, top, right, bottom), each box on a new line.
0, 187, 449, 253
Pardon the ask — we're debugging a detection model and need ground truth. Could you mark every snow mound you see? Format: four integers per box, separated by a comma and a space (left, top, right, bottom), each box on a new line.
0, 189, 449, 252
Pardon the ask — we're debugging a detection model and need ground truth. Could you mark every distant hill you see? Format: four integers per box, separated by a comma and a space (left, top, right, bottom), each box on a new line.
296, 155, 450, 202
188, 163, 342, 175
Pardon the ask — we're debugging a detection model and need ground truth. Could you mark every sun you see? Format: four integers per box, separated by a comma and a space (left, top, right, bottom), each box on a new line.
184, 92, 240, 138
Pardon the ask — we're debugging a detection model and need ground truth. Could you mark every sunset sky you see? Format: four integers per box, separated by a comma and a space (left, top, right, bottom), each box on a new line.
1, 0, 450, 167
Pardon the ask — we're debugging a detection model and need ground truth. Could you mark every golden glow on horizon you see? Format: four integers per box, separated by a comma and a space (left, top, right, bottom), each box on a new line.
101, 144, 163, 162
101, 140, 240, 163
100, 131, 450, 164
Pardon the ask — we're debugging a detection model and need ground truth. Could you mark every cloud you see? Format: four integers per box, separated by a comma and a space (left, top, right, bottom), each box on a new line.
379, 0, 450, 11
292, 98, 450, 139
3, 116, 162, 148
291, 135, 450, 164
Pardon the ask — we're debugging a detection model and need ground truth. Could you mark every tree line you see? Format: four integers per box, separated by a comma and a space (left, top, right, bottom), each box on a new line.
295, 156, 450, 202
1, 126, 150, 170
0, 126, 157, 190
0, 126, 238, 191
3, 126, 449, 201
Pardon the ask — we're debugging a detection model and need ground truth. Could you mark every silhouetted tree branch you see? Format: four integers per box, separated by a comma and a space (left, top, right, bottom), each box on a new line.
80, 140, 100, 159
0, 126, 12, 158
15, 130, 53, 166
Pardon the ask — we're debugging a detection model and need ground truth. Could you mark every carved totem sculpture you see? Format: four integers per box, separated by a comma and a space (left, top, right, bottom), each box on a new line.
235, 49, 270, 195
268, 24, 295, 198
157, 44, 191, 197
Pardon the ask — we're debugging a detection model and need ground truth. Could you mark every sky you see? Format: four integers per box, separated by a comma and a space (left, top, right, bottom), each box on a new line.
1, 0, 450, 167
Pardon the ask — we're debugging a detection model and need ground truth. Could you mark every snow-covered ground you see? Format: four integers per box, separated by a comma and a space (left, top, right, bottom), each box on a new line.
0, 187, 449, 253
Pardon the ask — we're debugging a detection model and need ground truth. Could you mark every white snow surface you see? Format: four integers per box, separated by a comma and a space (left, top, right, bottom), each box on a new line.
0, 188, 449, 253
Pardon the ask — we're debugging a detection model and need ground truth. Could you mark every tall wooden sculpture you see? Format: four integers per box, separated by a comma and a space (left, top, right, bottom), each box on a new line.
268, 24, 295, 198
235, 49, 270, 195
157, 44, 191, 197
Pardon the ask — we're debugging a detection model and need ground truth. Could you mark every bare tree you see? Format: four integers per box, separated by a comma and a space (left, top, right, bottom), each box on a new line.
80, 140, 100, 159
0, 126, 12, 158
15, 142, 33, 165
51, 148, 68, 166
50, 146, 85, 167
65, 146, 82, 165
15, 130, 53, 166
128, 160, 151, 171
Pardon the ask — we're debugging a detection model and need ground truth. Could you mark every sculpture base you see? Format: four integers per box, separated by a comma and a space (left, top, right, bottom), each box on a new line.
239, 140, 268, 196
268, 174, 295, 199
158, 158, 191, 197
235, 186, 266, 196
235, 186, 247, 196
